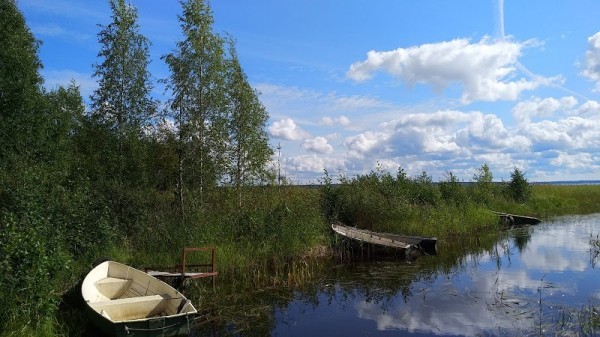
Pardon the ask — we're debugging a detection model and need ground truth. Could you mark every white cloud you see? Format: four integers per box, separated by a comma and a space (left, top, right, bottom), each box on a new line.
578, 99, 600, 117
458, 112, 530, 150
551, 152, 595, 169
525, 117, 600, 152
286, 154, 345, 173
512, 96, 578, 126
343, 131, 390, 159
580, 32, 600, 92
302, 136, 334, 154
268, 118, 309, 141
347, 37, 549, 103
320, 115, 351, 127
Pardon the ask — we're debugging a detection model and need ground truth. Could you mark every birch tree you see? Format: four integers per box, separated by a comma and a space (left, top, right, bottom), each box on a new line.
163, 0, 228, 211
225, 38, 273, 205
90, 0, 156, 187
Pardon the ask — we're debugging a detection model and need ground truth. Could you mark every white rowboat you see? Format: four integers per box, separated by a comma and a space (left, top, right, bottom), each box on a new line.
81, 260, 197, 336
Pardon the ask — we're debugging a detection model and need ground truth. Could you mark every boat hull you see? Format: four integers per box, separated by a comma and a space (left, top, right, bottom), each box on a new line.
82, 261, 197, 337
331, 223, 437, 255
86, 306, 194, 337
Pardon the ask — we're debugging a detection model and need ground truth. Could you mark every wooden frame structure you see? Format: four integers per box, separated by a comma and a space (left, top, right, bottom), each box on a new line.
145, 247, 218, 290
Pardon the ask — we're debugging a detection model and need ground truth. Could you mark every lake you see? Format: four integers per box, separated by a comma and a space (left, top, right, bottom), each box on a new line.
194, 213, 600, 336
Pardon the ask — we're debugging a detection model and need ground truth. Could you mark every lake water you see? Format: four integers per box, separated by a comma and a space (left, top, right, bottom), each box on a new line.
196, 214, 600, 336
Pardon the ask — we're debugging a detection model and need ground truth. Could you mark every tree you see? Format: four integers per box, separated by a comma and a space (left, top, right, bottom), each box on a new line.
440, 171, 466, 206
472, 163, 494, 204
91, 0, 155, 133
0, 0, 44, 169
507, 167, 531, 203
0, 1, 80, 328
162, 0, 228, 211
224, 38, 273, 205
90, 0, 156, 187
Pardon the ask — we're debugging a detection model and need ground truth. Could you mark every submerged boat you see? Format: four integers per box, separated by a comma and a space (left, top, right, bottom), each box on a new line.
331, 223, 437, 255
492, 211, 541, 227
81, 260, 198, 336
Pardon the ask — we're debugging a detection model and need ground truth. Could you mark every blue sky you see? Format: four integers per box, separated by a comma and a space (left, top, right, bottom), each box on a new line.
19, 0, 600, 183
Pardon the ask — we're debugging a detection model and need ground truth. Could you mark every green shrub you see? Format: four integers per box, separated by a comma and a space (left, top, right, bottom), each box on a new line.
506, 168, 531, 203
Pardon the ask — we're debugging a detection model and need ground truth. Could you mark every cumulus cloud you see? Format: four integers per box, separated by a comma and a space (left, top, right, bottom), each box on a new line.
347, 37, 549, 103
457, 112, 530, 150
302, 136, 334, 154
343, 131, 390, 159
581, 32, 600, 92
512, 96, 578, 126
551, 152, 594, 169
525, 117, 600, 152
578, 99, 600, 117
286, 154, 345, 173
344, 110, 473, 159
268, 118, 309, 140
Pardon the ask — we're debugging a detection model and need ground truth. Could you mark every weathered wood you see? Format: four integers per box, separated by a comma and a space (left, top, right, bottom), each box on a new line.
492, 211, 541, 227
331, 223, 437, 255
144, 247, 218, 289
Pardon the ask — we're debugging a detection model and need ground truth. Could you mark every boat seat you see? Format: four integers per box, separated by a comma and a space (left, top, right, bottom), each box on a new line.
91, 294, 171, 307
90, 294, 177, 322
94, 277, 133, 299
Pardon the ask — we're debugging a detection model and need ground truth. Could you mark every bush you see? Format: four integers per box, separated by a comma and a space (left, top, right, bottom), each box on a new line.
439, 171, 467, 207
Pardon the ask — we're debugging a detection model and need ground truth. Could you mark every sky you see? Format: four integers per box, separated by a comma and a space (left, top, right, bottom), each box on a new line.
18, 0, 600, 183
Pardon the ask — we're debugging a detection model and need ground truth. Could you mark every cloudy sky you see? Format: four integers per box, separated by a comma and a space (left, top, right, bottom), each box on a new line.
19, 0, 600, 183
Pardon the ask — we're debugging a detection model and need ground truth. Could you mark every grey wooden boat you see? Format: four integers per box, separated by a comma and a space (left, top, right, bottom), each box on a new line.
331, 223, 437, 255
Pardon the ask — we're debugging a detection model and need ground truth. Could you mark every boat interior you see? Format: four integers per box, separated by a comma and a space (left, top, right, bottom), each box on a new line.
83, 262, 195, 322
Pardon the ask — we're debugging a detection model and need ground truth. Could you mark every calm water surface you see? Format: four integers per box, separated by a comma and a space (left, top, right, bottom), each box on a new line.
262, 214, 600, 336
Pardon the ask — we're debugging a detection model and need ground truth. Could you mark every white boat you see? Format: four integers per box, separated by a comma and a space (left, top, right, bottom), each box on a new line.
81, 260, 198, 336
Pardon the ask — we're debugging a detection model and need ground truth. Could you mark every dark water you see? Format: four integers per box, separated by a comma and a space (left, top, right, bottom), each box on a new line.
196, 214, 600, 337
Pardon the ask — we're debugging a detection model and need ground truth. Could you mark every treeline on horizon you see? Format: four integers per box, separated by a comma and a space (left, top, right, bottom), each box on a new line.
3, 0, 600, 335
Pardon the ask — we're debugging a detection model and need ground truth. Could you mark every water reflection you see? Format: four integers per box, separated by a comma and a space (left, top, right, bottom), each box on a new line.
195, 214, 600, 337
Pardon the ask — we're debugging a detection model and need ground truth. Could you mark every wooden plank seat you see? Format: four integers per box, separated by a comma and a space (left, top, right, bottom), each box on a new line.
89, 294, 182, 322
146, 271, 218, 279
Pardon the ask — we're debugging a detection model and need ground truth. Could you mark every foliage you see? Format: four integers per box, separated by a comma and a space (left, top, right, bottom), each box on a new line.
90, 0, 156, 133
439, 171, 467, 207
0, 0, 43, 169
5, 0, 600, 335
224, 37, 273, 204
471, 163, 495, 204
88, 0, 156, 190
507, 167, 532, 203
162, 0, 229, 210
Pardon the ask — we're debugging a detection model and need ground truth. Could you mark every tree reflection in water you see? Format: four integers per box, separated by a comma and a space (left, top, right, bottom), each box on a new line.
191, 214, 600, 336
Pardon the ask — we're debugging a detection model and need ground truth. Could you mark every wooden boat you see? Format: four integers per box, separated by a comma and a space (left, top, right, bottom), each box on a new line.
81, 260, 198, 337
492, 211, 541, 227
331, 223, 437, 255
